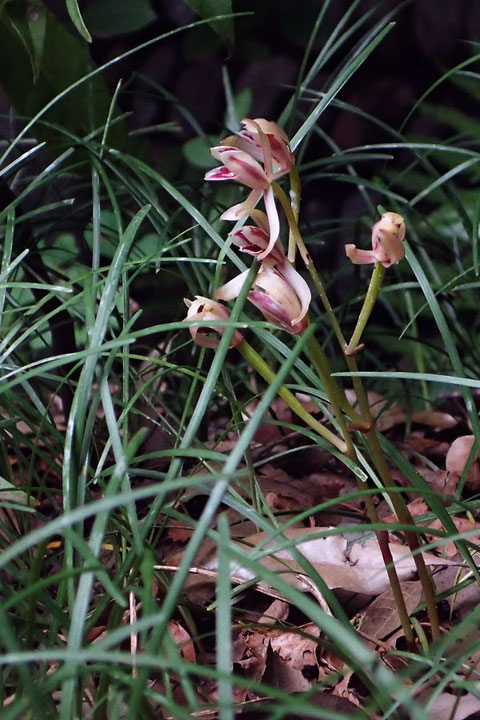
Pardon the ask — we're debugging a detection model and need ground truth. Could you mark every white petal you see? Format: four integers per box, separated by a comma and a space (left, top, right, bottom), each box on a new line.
280, 261, 311, 325
257, 186, 280, 261
214, 269, 251, 302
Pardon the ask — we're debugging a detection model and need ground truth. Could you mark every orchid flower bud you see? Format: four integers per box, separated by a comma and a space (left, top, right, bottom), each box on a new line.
184, 296, 243, 349
345, 212, 406, 268
215, 262, 310, 335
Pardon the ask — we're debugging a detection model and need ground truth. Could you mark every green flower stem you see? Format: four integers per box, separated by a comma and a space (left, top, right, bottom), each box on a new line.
307, 334, 415, 644
364, 427, 441, 641
345, 262, 386, 356
237, 341, 348, 455
376, 529, 416, 650
288, 166, 302, 261
306, 334, 365, 428
273, 181, 310, 266
274, 178, 439, 641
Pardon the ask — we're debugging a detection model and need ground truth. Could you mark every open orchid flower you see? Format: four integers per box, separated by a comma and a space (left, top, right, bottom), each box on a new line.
184, 296, 243, 349
345, 212, 406, 268
223, 118, 294, 177
229, 210, 285, 265
215, 261, 310, 335
205, 118, 294, 262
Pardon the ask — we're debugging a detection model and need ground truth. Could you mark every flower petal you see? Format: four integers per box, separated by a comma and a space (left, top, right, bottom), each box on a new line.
204, 167, 237, 182
184, 296, 243, 348
214, 269, 251, 302
345, 244, 377, 265
241, 118, 294, 176
209, 146, 270, 190
253, 266, 302, 327
230, 225, 285, 265
279, 261, 311, 325
248, 290, 294, 331
257, 185, 280, 261
220, 189, 262, 222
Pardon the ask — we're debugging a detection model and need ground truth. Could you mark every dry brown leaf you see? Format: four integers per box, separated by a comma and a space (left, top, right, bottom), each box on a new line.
265, 625, 321, 693
269, 623, 320, 673
411, 410, 458, 429
426, 691, 480, 720
358, 581, 422, 640
446, 435, 480, 490
258, 598, 290, 625
242, 397, 292, 444
201, 527, 452, 597
426, 517, 480, 558
168, 620, 196, 664
257, 464, 343, 513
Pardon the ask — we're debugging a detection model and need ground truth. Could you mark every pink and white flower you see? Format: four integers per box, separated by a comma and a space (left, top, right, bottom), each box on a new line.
229, 210, 285, 265
223, 118, 294, 176
205, 118, 295, 262
215, 261, 310, 335
345, 212, 406, 268
184, 296, 243, 349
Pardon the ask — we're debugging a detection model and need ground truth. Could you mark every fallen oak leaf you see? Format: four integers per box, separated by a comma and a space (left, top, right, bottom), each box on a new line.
200, 527, 454, 597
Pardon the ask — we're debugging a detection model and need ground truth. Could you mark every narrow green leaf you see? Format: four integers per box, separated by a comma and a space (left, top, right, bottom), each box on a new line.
216, 514, 233, 720
65, 0, 92, 42
291, 22, 395, 151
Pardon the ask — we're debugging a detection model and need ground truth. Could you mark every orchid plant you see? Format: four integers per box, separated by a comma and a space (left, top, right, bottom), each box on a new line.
183, 118, 439, 647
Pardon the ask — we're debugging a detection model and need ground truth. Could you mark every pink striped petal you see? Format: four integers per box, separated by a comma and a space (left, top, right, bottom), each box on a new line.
240, 118, 294, 176
209, 146, 270, 190
345, 245, 377, 265
184, 296, 243, 348
230, 225, 285, 265
204, 167, 236, 181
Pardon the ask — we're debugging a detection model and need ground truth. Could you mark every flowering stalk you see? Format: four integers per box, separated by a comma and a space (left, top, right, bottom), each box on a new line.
197, 116, 440, 643
345, 262, 386, 356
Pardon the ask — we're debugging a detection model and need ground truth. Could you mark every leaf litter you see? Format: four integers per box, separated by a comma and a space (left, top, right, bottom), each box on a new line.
154, 389, 480, 718
11, 386, 480, 718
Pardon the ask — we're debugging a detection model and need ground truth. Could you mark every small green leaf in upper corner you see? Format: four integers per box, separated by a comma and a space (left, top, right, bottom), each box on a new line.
65, 0, 92, 42
183, 0, 234, 51
82, 0, 156, 37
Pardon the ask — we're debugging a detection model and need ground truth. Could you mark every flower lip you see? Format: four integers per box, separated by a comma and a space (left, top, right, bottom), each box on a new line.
230, 225, 285, 265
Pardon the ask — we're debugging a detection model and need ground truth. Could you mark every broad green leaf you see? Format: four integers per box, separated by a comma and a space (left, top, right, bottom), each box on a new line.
182, 134, 218, 168
0, 2, 126, 151
82, 0, 155, 37
184, 0, 234, 49
65, 0, 92, 42
26, 1, 47, 80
